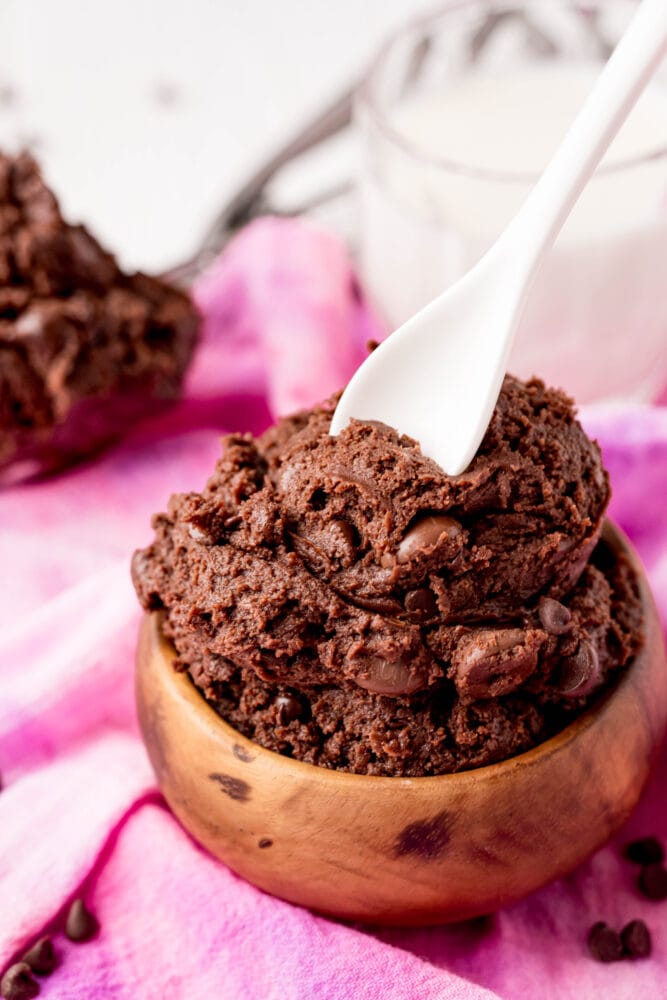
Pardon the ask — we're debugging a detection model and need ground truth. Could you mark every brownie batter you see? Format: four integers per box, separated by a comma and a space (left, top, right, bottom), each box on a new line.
0, 151, 199, 483
133, 376, 643, 776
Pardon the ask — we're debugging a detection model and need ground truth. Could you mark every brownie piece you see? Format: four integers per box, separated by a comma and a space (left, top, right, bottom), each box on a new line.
0, 151, 199, 483
132, 376, 643, 776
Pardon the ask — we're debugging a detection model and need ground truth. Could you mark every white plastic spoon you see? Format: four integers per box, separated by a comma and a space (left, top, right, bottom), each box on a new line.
330, 0, 667, 475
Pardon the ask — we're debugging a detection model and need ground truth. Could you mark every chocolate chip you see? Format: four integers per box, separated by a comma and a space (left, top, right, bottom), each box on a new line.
621, 919, 652, 958
625, 837, 664, 865
275, 694, 303, 725
554, 639, 600, 698
452, 628, 539, 701
0, 964, 39, 999
397, 514, 461, 564
355, 656, 427, 696
538, 596, 572, 635
258, 838, 273, 849
65, 898, 99, 942
587, 922, 624, 962
404, 588, 437, 620
638, 863, 667, 900
21, 938, 57, 976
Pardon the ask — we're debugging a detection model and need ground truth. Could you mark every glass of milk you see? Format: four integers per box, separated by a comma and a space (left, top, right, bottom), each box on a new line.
357, 0, 667, 403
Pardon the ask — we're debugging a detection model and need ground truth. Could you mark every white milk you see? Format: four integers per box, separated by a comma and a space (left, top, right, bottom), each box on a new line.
359, 65, 667, 402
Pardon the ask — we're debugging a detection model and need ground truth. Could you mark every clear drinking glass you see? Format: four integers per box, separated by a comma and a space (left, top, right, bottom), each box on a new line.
357, 0, 667, 403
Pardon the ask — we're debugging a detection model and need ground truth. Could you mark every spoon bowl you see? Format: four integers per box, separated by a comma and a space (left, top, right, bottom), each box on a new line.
136, 522, 666, 926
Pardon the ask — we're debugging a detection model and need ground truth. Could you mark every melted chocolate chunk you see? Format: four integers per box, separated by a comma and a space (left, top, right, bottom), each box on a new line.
354, 655, 428, 696
452, 628, 541, 702
538, 596, 572, 635
397, 514, 462, 564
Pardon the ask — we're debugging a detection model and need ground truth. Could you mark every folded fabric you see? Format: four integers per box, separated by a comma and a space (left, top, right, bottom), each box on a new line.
1, 217, 666, 1000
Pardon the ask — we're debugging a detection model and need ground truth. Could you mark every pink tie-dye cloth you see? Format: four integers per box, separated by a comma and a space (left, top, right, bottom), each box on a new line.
1, 218, 666, 1000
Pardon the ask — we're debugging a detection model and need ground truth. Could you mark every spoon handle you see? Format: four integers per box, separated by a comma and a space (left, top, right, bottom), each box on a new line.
502, 0, 667, 281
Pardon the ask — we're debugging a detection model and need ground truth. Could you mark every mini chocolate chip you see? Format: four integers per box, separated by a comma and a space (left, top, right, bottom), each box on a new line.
554, 639, 600, 698
587, 922, 624, 962
258, 838, 273, 849
21, 938, 57, 976
625, 837, 664, 865
275, 694, 303, 725
638, 863, 667, 900
621, 919, 652, 958
538, 596, 572, 635
397, 514, 461, 564
404, 588, 437, 620
65, 898, 99, 942
355, 656, 427, 696
0, 964, 39, 1000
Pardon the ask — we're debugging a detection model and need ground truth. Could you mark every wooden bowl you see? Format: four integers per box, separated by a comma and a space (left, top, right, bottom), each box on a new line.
136, 521, 667, 926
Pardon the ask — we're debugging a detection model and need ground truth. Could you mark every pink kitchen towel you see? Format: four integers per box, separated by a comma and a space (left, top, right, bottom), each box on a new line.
1, 217, 666, 1000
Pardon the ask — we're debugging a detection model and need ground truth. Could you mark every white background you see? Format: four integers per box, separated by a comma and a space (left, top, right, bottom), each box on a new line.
0, 0, 423, 273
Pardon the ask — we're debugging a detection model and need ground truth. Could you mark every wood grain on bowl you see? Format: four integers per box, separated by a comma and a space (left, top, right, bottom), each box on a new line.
135, 522, 667, 926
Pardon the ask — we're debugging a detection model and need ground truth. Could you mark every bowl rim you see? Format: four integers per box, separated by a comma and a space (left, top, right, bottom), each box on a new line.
146, 518, 657, 790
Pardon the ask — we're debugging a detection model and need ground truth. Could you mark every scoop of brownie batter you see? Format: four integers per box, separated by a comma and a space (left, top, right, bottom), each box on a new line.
133, 376, 643, 776
0, 151, 199, 483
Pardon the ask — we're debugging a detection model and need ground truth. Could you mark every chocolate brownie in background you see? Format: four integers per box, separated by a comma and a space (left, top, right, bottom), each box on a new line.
0, 151, 199, 484
133, 376, 643, 777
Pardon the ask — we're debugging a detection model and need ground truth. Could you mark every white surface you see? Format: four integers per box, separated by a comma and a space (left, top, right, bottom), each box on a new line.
0, 0, 421, 273
333, 0, 667, 473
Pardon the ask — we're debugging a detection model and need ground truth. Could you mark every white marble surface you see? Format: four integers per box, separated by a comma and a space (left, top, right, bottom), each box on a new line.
0, 0, 420, 273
